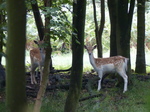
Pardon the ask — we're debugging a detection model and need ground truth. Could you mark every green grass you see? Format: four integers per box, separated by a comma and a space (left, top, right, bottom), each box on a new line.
76, 75, 150, 112
24, 75, 150, 112
1, 75, 150, 112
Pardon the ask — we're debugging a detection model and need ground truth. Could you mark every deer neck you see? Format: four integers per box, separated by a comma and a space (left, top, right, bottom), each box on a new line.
89, 52, 97, 70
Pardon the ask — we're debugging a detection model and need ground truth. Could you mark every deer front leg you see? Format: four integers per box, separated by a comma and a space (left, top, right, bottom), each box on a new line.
97, 71, 103, 91
30, 71, 37, 84
30, 64, 37, 84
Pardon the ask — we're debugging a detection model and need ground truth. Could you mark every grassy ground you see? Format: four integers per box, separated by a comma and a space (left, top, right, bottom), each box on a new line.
1, 74, 150, 112
21, 74, 150, 112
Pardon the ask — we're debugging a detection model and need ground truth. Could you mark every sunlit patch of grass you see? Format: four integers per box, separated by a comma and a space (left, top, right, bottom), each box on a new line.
52, 53, 72, 70
146, 66, 150, 73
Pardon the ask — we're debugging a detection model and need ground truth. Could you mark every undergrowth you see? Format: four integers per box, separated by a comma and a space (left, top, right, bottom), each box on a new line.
1, 74, 150, 112
76, 75, 150, 112
26, 74, 150, 112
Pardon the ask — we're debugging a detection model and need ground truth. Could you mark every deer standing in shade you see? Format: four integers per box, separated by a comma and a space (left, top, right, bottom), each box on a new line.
84, 45, 128, 93
30, 40, 45, 84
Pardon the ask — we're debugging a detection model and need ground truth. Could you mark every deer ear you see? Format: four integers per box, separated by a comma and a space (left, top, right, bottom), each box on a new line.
93, 45, 97, 49
34, 40, 38, 45
84, 45, 87, 49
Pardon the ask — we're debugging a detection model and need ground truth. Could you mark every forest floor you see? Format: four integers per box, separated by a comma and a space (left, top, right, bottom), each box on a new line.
1, 71, 150, 112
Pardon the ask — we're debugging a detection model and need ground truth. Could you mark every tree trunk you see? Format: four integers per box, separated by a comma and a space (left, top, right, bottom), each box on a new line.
98, 0, 105, 57
108, 0, 135, 85
31, 0, 53, 70
135, 0, 146, 74
117, 0, 135, 75
108, 0, 135, 72
107, 0, 118, 56
92, 0, 105, 58
30, 0, 44, 40
64, 0, 86, 112
33, 0, 52, 112
6, 0, 27, 112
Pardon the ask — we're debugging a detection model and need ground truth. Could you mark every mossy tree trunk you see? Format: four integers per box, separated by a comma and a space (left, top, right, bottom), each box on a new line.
135, 0, 146, 74
6, 0, 27, 112
64, 0, 86, 112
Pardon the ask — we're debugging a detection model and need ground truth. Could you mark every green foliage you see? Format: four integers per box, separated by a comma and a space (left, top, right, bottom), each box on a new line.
41, 2, 72, 42
24, 0, 150, 55
0, 1, 6, 10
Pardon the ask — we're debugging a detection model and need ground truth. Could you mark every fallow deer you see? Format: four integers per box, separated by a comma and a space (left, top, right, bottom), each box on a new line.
30, 40, 45, 84
84, 45, 128, 93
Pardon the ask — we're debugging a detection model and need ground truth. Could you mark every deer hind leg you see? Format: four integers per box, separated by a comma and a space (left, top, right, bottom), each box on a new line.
123, 74, 128, 93
117, 71, 128, 93
30, 64, 38, 84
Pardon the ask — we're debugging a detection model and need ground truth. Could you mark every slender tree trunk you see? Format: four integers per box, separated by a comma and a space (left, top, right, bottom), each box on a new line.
31, 0, 53, 70
6, 0, 27, 112
92, 0, 105, 58
33, 0, 52, 112
92, 0, 100, 56
64, 0, 86, 112
30, 0, 44, 40
135, 0, 146, 74
98, 0, 105, 57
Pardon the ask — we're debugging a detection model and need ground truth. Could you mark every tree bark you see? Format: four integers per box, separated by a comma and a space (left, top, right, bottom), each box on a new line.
64, 0, 86, 112
108, 0, 135, 73
108, 0, 118, 56
135, 0, 146, 74
31, 0, 53, 70
30, 0, 44, 40
92, 0, 105, 58
98, 0, 105, 57
117, 0, 135, 76
108, 0, 135, 85
6, 0, 27, 112
33, 0, 52, 112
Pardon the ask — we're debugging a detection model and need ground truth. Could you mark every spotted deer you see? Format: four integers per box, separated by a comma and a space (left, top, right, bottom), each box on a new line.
84, 45, 129, 93
30, 40, 45, 84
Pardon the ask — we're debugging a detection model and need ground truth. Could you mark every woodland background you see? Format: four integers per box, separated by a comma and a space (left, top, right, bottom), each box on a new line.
0, 0, 150, 112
